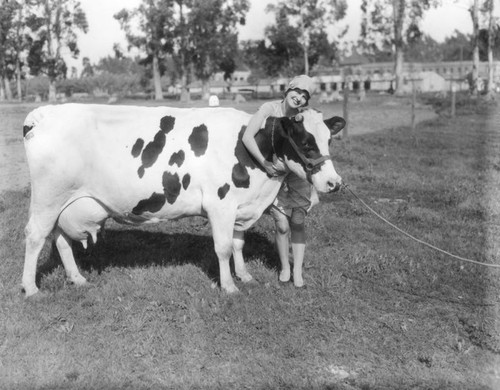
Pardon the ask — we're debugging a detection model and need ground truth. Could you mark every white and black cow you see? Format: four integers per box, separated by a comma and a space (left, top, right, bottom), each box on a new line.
22, 103, 344, 297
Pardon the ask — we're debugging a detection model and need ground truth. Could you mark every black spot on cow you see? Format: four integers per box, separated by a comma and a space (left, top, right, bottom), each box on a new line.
217, 183, 230, 199
163, 171, 181, 204
188, 124, 208, 157
132, 192, 166, 215
182, 174, 191, 190
23, 125, 33, 137
234, 125, 260, 170
160, 115, 176, 133
229, 125, 262, 188
137, 115, 176, 178
232, 163, 250, 188
131, 138, 144, 158
138, 131, 166, 177
169, 150, 185, 167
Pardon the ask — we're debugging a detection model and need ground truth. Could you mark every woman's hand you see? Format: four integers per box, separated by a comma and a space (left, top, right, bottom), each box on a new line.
262, 160, 286, 177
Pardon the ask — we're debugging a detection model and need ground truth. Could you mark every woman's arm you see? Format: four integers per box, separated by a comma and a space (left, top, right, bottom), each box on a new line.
242, 105, 280, 176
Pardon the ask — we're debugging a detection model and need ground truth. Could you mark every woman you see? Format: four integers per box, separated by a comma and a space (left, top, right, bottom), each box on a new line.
242, 75, 318, 288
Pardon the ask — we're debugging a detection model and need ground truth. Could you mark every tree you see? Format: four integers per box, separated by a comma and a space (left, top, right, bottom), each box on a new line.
440, 30, 473, 61
242, 5, 340, 79
115, 0, 177, 100
186, 0, 249, 98
263, 7, 303, 76
360, 0, 439, 95
484, 0, 497, 96
405, 34, 443, 62
470, 0, 480, 95
266, 0, 347, 75
0, 0, 18, 100
80, 56, 93, 78
26, 0, 88, 101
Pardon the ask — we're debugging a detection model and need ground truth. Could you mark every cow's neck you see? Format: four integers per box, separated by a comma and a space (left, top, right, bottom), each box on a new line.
255, 117, 286, 162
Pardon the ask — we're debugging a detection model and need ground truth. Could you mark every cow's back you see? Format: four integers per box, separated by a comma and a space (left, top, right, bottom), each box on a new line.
23, 104, 252, 220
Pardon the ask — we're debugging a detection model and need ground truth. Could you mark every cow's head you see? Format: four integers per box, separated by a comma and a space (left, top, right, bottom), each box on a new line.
271, 109, 345, 193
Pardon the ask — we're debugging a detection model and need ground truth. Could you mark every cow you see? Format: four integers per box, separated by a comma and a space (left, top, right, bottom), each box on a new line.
22, 103, 345, 297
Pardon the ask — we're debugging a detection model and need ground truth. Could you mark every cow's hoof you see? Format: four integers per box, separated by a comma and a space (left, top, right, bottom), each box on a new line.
25, 290, 49, 301
68, 275, 88, 287
222, 284, 240, 294
237, 273, 253, 283
22, 285, 39, 298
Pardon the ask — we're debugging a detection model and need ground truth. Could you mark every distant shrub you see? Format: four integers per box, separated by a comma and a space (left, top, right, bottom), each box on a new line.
420, 91, 497, 116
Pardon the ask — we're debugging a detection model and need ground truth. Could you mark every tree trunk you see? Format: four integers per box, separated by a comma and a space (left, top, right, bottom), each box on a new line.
0, 76, 5, 101
299, 8, 310, 75
470, 0, 480, 96
393, 0, 405, 95
178, 1, 190, 103
201, 79, 210, 100
4, 78, 13, 100
303, 44, 309, 76
48, 79, 57, 102
486, 0, 495, 96
152, 54, 163, 100
16, 59, 22, 101
180, 67, 190, 103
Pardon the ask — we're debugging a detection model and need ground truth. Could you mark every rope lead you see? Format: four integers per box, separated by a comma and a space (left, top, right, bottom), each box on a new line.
342, 183, 500, 269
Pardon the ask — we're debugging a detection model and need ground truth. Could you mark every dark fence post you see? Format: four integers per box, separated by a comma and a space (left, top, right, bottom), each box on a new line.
342, 84, 349, 139
411, 79, 416, 130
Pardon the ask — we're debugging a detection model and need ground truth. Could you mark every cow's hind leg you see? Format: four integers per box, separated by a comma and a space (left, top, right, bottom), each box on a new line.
54, 228, 88, 287
232, 230, 253, 283
22, 215, 56, 297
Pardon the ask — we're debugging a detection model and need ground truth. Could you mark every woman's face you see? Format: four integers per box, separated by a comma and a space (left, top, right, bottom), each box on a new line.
285, 89, 309, 109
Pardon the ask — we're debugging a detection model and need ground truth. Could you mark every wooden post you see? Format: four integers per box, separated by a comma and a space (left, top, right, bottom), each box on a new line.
411, 79, 416, 130
342, 84, 349, 139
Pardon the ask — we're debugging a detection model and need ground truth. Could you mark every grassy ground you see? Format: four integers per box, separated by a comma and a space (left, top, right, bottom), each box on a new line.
0, 94, 499, 389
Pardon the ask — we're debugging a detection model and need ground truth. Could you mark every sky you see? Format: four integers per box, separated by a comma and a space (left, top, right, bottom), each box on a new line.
65, 0, 491, 72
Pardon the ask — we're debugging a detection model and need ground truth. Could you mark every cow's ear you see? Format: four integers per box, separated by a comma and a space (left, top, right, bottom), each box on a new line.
324, 116, 346, 136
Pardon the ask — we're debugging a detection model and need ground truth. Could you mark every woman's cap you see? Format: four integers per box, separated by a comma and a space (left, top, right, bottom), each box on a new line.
287, 75, 316, 100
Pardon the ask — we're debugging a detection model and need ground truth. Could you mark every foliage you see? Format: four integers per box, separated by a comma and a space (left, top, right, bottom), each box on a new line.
26, 0, 88, 80
266, 0, 347, 74
262, 7, 303, 76
186, 0, 249, 83
23, 75, 49, 98
114, 0, 176, 73
359, 0, 438, 54
115, 0, 178, 99
0, 0, 20, 78
241, 3, 341, 79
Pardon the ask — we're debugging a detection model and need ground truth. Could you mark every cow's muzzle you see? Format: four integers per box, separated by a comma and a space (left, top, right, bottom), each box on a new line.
327, 178, 342, 193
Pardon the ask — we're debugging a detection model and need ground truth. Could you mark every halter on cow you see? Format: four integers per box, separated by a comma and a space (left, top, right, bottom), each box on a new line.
21, 104, 344, 297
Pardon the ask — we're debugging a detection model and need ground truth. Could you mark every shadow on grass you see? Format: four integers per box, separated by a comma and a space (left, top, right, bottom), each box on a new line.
38, 226, 279, 287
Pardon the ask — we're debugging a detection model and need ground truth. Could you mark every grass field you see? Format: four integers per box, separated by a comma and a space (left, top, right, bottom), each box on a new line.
0, 94, 499, 389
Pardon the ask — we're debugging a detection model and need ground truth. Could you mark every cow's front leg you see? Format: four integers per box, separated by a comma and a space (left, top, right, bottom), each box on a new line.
207, 209, 239, 293
232, 230, 253, 283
